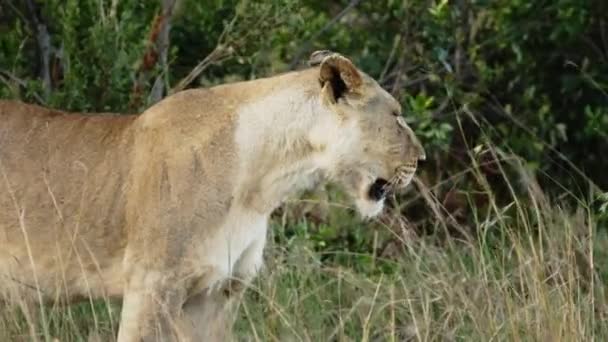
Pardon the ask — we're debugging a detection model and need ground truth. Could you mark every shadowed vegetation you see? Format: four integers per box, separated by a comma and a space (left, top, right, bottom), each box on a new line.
1, 0, 606, 340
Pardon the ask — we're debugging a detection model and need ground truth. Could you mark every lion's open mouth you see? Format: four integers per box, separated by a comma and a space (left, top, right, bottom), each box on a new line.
368, 178, 389, 201
367, 166, 417, 202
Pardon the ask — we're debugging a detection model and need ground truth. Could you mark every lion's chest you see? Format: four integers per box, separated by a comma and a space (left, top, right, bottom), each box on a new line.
195, 206, 268, 287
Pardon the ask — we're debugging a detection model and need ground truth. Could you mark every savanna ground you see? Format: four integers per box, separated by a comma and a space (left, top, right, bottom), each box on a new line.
1, 1, 607, 341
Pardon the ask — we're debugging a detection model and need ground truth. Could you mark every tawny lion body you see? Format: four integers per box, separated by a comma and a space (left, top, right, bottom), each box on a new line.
0, 51, 424, 341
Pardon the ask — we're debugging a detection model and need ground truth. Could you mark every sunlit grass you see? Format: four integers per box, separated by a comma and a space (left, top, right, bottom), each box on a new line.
1, 144, 606, 341
235, 203, 607, 341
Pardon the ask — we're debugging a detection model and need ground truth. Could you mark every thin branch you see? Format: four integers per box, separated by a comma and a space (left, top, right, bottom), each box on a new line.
169, 45, 233, 94
288, 0, 363, 70
485, 96, 603, 195
601, 18, 608, 58
431, 98, 451, 119
24, 0, 52, 99
379, 34, 402, 84
389, 51, 408, 96
0, 69, 46, 105
4, 0, 31, 31
171, 1, 293, 94
169, 7, 244, 95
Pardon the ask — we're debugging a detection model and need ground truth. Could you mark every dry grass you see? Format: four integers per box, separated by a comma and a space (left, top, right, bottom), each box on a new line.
235, 193, 607, 341
1, 144, 606, 341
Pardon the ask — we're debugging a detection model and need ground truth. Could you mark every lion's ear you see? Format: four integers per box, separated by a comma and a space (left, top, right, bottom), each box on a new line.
308, 50, 333, 66
310, 51, 362, 103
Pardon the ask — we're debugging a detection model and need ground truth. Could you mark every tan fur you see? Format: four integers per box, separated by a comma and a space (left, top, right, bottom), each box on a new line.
0, 52, 424, 341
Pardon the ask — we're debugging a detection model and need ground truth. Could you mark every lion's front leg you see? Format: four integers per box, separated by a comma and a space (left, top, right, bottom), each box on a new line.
176, 289, 231, 342
116, 267, 187, 342
176, 237, 266, 342
226, 235, 266, 297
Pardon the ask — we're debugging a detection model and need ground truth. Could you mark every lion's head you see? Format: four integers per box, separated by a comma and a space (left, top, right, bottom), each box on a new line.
309, 51, 426, 218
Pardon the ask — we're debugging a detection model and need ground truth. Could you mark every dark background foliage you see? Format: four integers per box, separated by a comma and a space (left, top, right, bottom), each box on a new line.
1, 1, 607, 340
1, 0, 606, 246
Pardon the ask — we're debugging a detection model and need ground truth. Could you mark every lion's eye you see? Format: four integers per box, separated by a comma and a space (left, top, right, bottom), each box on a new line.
391, 111, 399, 116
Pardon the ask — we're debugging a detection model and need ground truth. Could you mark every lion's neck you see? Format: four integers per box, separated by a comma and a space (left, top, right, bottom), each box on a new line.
233, 85, 346, 214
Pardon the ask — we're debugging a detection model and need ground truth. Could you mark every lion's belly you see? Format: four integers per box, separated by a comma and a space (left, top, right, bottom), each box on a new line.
0, 171, 129, 304
0, 245, 125, 304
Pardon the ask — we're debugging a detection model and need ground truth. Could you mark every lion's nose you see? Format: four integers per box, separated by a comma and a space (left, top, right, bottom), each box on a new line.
411, 135, 426, 161
401, 121, 426, 162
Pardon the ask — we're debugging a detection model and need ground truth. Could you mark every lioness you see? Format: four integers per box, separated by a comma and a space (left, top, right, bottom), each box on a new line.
0, 51, 425, 341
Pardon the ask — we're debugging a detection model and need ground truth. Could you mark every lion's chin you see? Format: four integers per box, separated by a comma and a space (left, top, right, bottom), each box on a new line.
353, 177, 389, 219
355, 196, 385, 219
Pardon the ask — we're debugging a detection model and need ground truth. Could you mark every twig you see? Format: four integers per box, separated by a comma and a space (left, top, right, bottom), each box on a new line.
389, 43, 412, 95
431, 98, 450, 119
288, 0, 364, 70
171, 1, 291, 94
4, 0, 31, 31
379, 34, 402, 83
169, 45, 233, 94
169, 7, 242, 94
0, 69, 46, 105
601, 18, 608, 59
24, 0, 52, 99
486, 96, 603, 195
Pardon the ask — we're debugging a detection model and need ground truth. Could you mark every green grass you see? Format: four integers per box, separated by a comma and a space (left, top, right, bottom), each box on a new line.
234, 206, 607, 341
2, 149, 607, 342
3, 204, 606, 341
